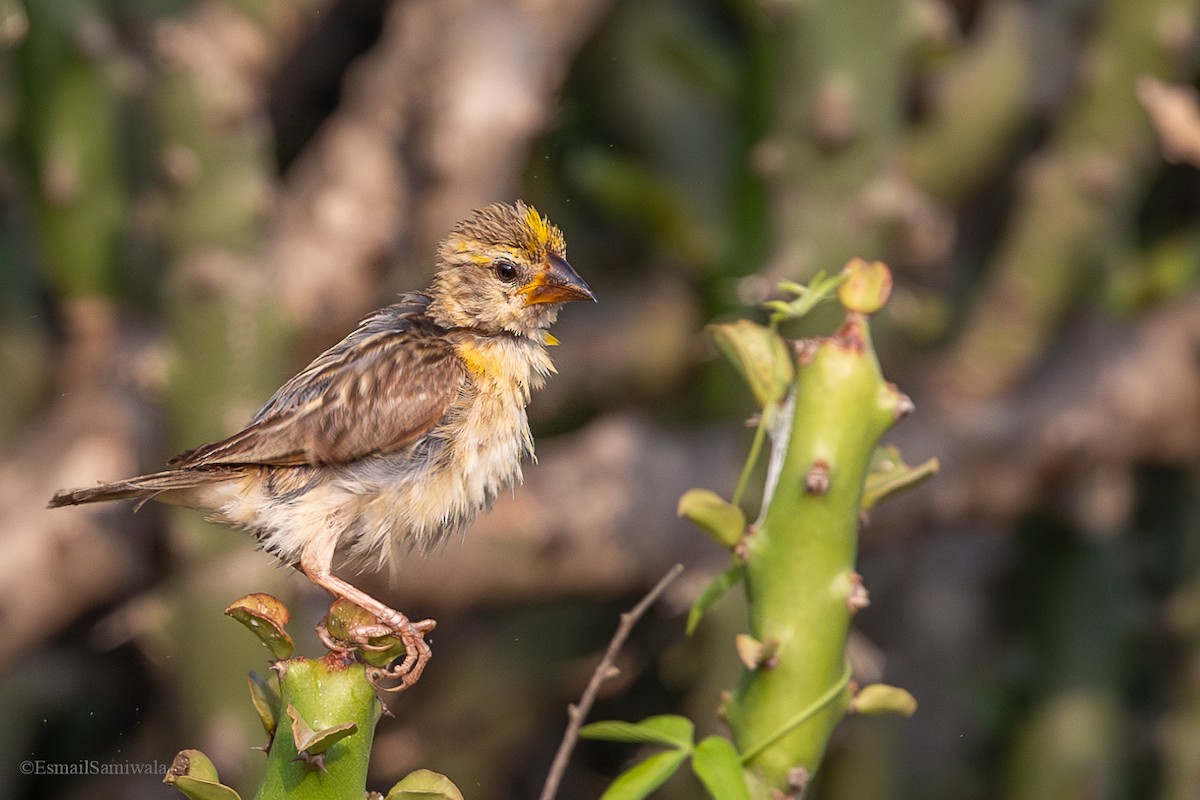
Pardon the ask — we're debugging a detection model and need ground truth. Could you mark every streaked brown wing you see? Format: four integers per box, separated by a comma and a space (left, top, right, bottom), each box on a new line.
171, 300, 467, 468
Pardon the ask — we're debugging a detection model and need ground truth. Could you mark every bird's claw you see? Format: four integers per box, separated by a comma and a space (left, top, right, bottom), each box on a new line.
318, 605, 436, 692
365, 613, 436, 692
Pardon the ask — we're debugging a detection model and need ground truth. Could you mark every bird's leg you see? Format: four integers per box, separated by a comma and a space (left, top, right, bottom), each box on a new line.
299, 520, 435, 690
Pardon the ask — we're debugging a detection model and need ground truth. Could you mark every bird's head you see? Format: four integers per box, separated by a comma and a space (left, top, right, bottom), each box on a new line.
428, 201, 595, 337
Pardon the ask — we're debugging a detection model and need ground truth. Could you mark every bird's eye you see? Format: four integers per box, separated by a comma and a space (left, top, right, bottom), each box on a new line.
494, 260, 519, 282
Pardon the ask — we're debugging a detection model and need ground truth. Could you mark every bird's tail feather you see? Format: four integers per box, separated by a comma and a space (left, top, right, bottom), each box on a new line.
48, 469, 237, 509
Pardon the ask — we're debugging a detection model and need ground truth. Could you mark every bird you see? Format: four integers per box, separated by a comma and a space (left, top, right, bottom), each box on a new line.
49, 200, 595, 688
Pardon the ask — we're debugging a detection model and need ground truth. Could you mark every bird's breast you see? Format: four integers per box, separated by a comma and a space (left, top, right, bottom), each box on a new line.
442, 334, 555, 485
356, 334, 554, 555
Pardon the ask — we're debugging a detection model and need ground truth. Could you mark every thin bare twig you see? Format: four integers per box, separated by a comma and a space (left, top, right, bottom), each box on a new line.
538, 563, 685, 800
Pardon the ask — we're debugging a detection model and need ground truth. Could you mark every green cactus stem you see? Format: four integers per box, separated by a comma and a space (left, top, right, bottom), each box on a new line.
720, 261, 913, 796
166, 594, 461, 800
252, 655, 380, 800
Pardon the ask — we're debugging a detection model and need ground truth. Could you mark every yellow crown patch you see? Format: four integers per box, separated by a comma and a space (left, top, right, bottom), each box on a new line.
523, 204, 553, 249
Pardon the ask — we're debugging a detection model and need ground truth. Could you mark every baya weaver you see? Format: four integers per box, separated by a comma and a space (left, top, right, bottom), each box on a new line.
50, 201, 595, 687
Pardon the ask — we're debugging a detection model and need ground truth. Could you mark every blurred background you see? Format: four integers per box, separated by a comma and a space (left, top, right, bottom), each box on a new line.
2, 0, 1199, 797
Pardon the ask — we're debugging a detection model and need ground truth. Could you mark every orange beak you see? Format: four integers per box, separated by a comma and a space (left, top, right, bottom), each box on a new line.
519, 253, 596, 305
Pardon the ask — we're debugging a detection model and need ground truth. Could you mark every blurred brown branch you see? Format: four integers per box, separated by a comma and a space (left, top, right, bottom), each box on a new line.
0, 300, 159, 670
894, 288, 1200, 537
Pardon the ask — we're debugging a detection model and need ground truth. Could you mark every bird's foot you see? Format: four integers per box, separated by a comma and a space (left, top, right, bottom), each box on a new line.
318, 601, 437, 692
362, 613, 437, 693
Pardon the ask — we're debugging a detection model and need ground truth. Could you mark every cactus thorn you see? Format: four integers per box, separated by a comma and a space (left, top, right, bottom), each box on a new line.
889, 384, 915, 419
292, 751, 327, 773
845, 572, 871, 613
787, 766, 811, 794
735, 523, 758, 561
805, 460, 831, 494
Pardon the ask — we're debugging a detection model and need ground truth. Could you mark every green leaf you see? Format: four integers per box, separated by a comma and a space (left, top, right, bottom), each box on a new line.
691, 736, 752, 800
286, 704, 359, 755
386, 769, 465, 800
163, 750, 242, 800
599, 748, 690, 800
247, 670, 280, 738
687, 563, 745, 635
863, 446, 940, 510
708, 320, 794, 407
224, 593, 294, 659
849, 683, 918, 717
581, 715, 695, 749
678, 489, 746, 548
167, 776, 243, 800
766, 271, 845, 321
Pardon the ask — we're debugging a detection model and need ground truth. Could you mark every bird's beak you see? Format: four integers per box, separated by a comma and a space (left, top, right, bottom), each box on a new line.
519, 253, 596, 305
